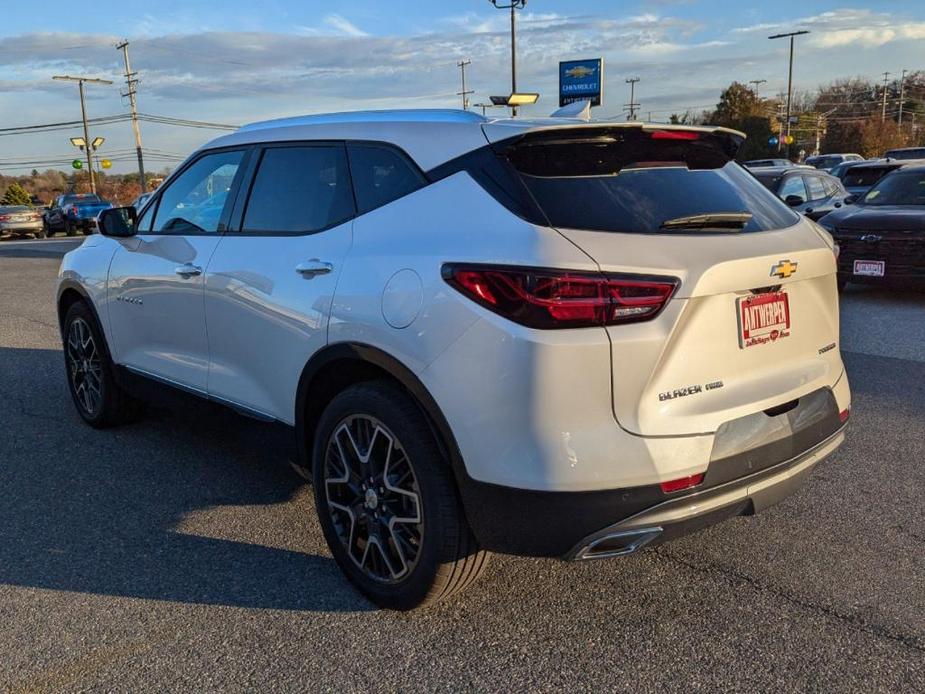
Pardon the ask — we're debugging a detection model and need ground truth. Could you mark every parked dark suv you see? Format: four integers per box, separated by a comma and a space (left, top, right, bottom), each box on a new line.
751, 166, 848, 220
818, 163, 925, 289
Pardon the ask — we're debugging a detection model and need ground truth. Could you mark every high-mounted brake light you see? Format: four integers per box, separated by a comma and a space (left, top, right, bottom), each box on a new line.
443, 264, 678, 329
650, 130, 701, 141
660, 472, 705, 494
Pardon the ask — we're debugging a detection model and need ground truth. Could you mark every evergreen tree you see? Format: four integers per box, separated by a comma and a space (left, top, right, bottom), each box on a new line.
1, 181, 32, 206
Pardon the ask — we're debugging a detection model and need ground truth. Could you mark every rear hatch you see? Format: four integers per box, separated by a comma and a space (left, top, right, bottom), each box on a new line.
487, 124, 843, 436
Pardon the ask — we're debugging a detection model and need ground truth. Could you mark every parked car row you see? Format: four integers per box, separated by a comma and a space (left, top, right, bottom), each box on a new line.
744, 151, 924, 291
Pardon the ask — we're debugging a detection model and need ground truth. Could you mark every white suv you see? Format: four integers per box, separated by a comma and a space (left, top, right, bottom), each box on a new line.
58, 110, 850, 609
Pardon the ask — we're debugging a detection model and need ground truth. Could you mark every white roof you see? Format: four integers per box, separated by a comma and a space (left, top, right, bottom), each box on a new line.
199, 109, 746, 172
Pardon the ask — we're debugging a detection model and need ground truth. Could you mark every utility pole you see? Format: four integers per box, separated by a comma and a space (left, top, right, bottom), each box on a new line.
52, 75, 113, 194
768, 30, 809, 159
456, 59, 473, 111
880, 71, 891, 122
898, 69, 908, 126
117, 40, 147, 193
625, 77, 640, 121
815, 107, 837, 156
488, 0, 526, 116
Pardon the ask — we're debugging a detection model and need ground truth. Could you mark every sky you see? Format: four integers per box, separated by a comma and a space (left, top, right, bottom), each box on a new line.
1, 0, 924, 174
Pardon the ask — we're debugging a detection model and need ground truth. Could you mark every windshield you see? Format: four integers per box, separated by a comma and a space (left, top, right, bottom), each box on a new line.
861, 171, 925, 206
753, 173, 781, 191
843, 167, 895, 188
506, 134, 799, 234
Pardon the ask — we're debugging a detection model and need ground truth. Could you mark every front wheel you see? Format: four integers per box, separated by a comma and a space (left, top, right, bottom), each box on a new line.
63, 301, 143, 428
312, 381, 489, 610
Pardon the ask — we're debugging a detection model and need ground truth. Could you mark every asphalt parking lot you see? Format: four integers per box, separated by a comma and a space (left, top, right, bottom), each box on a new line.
1, 239, 923, 692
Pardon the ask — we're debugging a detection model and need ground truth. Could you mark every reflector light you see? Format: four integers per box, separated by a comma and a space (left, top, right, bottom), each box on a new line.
443, 264, 678, 329
650, 130, 701, 141
839, 408, 850, 423
660, 473, 705, 494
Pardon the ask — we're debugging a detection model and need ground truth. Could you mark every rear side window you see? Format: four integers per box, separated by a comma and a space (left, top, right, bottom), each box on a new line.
242, 146, 354, 234
347, 144, 426, 214
502, 128, 799, 233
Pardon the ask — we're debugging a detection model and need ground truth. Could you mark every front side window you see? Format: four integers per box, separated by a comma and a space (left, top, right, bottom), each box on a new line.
152, 150, 244, 234
779, 175, 807, 202
804, 175, 827, 201
241, 146, 354, 234
347, 144, 426, 214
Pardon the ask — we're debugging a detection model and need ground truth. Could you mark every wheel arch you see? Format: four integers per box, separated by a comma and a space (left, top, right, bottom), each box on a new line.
295, 343, 466, 482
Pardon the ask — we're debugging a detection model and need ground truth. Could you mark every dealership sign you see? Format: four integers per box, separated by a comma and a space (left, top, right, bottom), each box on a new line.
559, 59, 603, 107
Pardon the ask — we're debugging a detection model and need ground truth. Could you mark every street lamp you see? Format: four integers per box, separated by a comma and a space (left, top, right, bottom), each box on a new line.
768, 30, 809, 158
53, 75, 114, 194
488, 0, 527, 115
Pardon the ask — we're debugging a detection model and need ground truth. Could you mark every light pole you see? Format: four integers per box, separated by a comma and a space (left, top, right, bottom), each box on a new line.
488, 0, 527, 115
52, 75, 113, 194
768, 30, 809, 159
748, 79, 767, 94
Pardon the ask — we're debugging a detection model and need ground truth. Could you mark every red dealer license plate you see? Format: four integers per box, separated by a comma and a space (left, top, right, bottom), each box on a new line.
737, 292, 791, 349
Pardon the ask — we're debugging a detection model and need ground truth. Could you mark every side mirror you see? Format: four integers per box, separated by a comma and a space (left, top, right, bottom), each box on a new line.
784, 195, 805, 207
844, 195, 857, 205
98, 206, 137, 237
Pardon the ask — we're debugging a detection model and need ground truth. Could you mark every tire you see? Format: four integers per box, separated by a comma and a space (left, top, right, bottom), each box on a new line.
65, 221, 77, 237
312, 381, 489, 610
44, 222, 54, 238
62, 301, 143, 428
35, 228, 46, 239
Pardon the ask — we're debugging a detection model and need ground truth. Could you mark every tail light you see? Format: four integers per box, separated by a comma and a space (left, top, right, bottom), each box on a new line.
442, 264, 678, 329
650, 130, 701, 141
660, 472, 705, 494
0, 215, 10, 222
70, 206, 79, 215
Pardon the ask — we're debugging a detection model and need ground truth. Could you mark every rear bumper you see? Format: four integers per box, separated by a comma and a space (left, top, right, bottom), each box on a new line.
460, 424, 846, 558
566, 426, 844, 559
0, 221, 43, 234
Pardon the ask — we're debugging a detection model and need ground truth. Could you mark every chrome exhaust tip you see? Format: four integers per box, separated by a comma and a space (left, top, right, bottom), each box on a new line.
569, 527, 662, 561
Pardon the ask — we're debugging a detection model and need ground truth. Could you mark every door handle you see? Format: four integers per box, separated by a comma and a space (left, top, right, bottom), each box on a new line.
295, 259, 333, 278
174, 263, 202, 278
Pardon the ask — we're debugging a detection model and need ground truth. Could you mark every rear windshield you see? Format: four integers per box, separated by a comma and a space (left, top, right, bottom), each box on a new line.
843, 167, 894, 188
63, 194, 101, 204
886, 148, 925, 160
862, 172, 925, 206
502, 128, 799, 233
810, 156, 841, 169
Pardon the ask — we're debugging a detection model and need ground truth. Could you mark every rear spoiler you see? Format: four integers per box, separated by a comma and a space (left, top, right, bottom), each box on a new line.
485, 123, 746, 168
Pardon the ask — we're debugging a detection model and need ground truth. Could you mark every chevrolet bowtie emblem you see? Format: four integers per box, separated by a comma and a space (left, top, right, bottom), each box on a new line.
770, 260, 798, 279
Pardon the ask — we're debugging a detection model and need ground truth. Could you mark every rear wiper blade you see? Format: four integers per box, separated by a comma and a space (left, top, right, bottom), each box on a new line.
659, 212, 753, 231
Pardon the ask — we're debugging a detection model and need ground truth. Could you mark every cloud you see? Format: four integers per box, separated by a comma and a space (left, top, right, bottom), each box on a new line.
323, 14, 369, 38
733, 8, 925, 48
